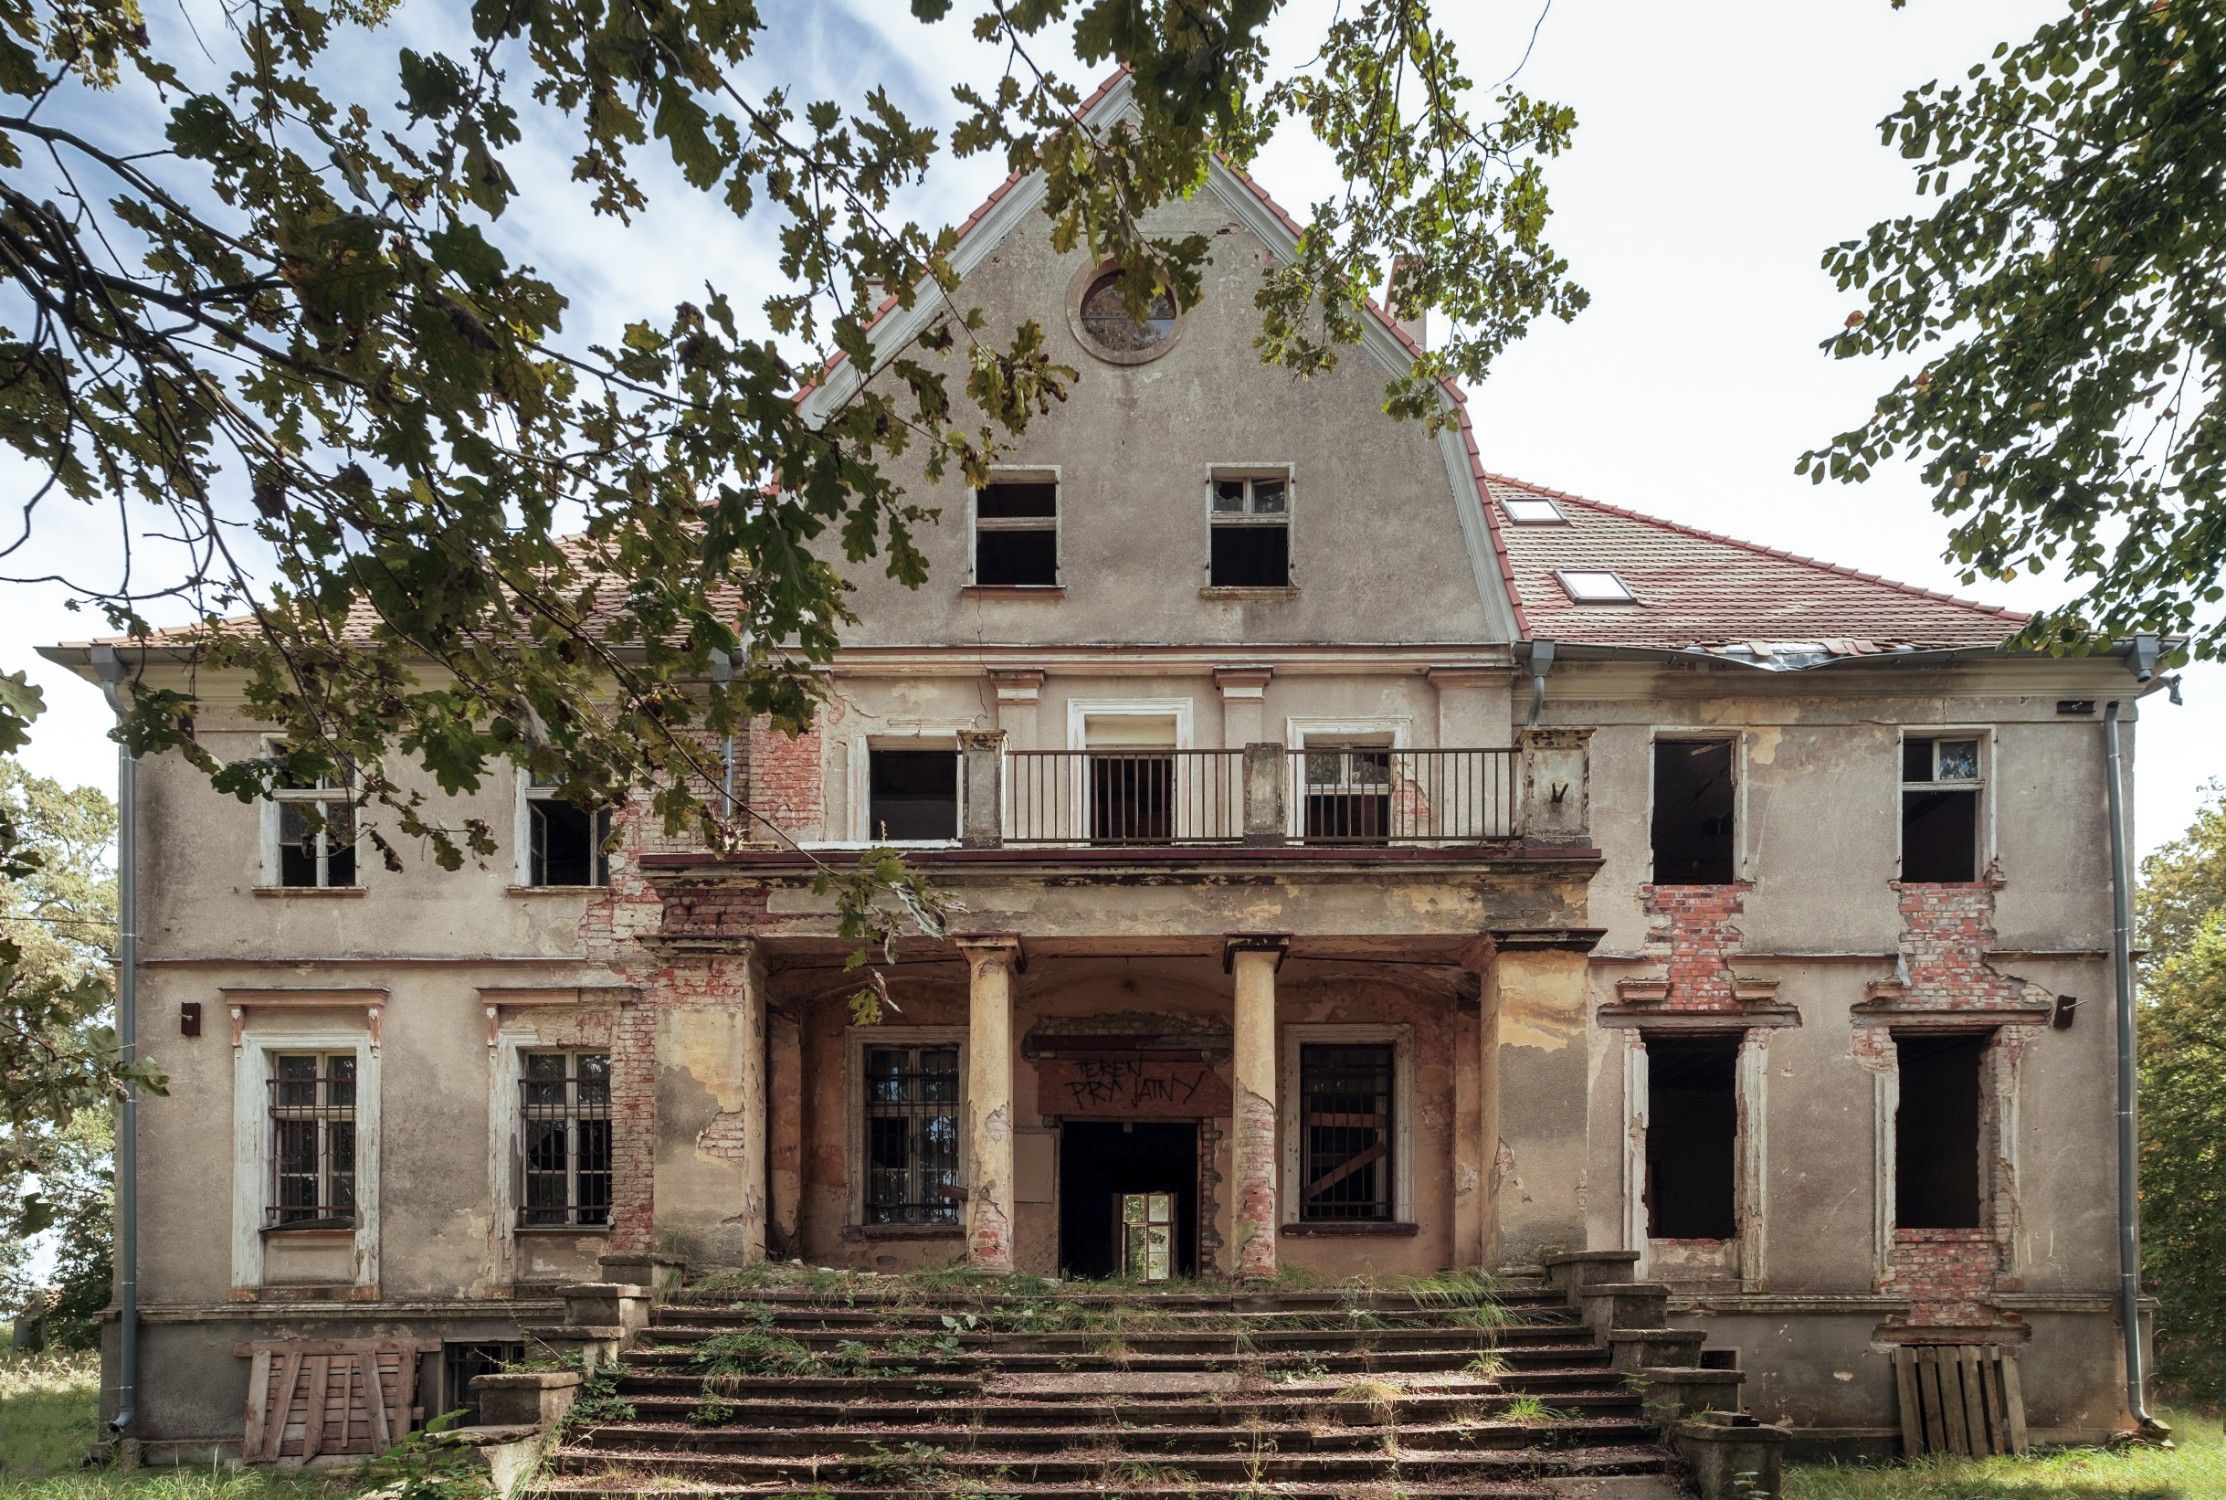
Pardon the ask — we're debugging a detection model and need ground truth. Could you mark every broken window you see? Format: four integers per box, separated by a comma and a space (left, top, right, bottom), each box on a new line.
523, 772, 611, 886
863, 1043, 961, 1225
1643, 1035, 1740, 1240
867, 747, 959, 842
1210, 475, 1290, 587
268, 1052, 357, 1228
1078, 269, 1177, 356
441, 1341, 525, 1426
519, 1051, 612, 1228
1302, 740, 1394, 842
1902, 735, 1984, 882
1652, 739, 1736, 884
1298, 1042, 1396, 1222
271, 754, 356, 888
974, 479, 1059, 586
1894, 1031, 1990, 1230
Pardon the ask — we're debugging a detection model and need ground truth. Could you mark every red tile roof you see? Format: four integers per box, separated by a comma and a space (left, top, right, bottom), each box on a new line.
1485, 474, 2026, 653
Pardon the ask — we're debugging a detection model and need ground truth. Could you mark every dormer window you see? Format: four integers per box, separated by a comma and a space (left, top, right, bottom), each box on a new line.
1557, 569, 1636, 603
1502, 495, 1566, 524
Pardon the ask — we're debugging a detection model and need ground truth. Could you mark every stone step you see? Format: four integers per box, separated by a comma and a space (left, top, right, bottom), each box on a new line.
610, 1387, 1646, 1429
637, 1322, 1580, 1353
534, 1477, 1600, 1500
658, 1302, 1576, 1332
540, 1440, 1673, 1487
569, 1415, 1661, 1458
663, 1282, 1540, 1314
620, 1342, 1610, 1378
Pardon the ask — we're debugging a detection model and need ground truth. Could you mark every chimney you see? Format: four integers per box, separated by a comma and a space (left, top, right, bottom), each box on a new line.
1386, 256, 1427, 352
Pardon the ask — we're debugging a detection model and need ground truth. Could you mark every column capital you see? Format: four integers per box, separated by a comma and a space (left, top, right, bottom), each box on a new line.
955, 932, 1025, 973
988, 667, 1046, 705
1213, 665, 1275, 700
1222, 933, 1291, 973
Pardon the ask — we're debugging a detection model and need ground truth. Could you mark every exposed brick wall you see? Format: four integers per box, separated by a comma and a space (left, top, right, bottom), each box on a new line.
1891, 882, 2050, 1011
748, 716, 826, 842
1639, 883, 1750, 1011
607, 994, 658, 1253
1883, 1228, 2001, 1326
658, 881, 774, 942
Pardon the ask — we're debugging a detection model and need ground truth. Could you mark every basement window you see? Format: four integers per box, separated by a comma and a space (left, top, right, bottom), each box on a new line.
1894, 1031, 1990, 1230
1901, 735, 1984, 883
1644, 1035, 1740, 1240
866, 746, 959, 842
1556, 569, 1635, 604
1652, 739, 1736, 884
1210, 474, 1291, 587
521, 772, 612, 887
974, 479, 1059, 587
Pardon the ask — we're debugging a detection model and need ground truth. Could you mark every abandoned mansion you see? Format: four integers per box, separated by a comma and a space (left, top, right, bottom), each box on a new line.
45, 74, 2165, 1469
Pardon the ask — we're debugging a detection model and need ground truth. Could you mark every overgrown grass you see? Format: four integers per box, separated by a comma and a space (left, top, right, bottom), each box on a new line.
1785, 1409, 2224, 1499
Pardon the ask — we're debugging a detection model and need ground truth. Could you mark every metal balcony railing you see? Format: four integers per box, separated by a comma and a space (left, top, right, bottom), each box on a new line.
1290, 746, 1518, 844
1005, 749, 1246, 845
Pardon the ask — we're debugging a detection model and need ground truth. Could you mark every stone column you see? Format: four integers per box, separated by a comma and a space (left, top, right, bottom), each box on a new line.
1229, 936, 1288, 1278
767, 1010, 804, 1256
648, 945, 768, 1266
957, 934, 1022, 1272
1482, 937, 1593, 1267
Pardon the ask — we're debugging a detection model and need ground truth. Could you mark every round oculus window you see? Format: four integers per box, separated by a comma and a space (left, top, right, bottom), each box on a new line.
1075, 269, 1178, 359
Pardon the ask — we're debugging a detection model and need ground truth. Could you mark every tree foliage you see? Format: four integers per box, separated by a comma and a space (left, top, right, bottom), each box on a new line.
1806, 0, 2226, 660
2136, 782, 2226, 1398
0, 0, 1583, 955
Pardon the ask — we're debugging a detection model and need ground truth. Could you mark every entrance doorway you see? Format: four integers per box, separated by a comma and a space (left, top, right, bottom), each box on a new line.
1058, 1121, 1199, 1280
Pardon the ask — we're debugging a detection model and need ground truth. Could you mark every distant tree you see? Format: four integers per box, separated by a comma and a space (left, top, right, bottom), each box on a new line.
0, 0, 1585, 963
2136, 783, 2226, 1398
1807, 1, 2226, 661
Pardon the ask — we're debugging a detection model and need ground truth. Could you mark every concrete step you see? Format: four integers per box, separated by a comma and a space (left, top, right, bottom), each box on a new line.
533, 1477, 1611, 1500
607, 1364, 1628, 1405
662, 1282, 1541, 1315
658, 1301, 1577, 1332
619, 1342, 1611, 1378
610, 1387, 1647, 1430
636, 1321, 1582, 1353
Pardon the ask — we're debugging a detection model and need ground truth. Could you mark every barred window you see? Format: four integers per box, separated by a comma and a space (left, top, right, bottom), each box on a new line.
269, 1053, 357, 1228
1298, 1042, 1395, 1222
1301, 741, 1393, 842
272, 759, 356, 888
523, 773, 611, 887
520, 1052, 612, 1227
863, 1044, 960, 1225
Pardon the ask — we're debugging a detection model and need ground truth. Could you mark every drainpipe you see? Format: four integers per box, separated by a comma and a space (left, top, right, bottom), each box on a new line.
708, 649, 736, 819
1525, 638, 1557, 727
2103, 691, 2159, 1436
89, 647, 137, 1441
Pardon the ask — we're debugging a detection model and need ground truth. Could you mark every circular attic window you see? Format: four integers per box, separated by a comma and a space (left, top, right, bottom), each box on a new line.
1068, 264, 1181, 365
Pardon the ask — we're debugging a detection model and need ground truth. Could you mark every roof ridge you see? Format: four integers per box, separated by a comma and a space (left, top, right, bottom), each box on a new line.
1481, 471, 2029, 627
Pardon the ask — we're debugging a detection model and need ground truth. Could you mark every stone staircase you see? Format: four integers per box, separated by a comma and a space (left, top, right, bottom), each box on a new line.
527, 1267, 1688, 1499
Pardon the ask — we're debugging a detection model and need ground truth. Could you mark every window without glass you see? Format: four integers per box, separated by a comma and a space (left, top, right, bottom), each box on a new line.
441, 1341, 526, 1425
268, 1052, 356, 1228
524, 773, 611, 886
1644, 1035, 1739, 1240
1210, 475, 1290, 587
866, 748, 959, 841
520, 1051, 611, 1227
271, 756, 357, 888
1652, 739, 1736, 884
1894, 1031, 1990, 1229
1298, 1042, 1395, 1222
1902, 735, 1984, 882
864, 1044, 961, 1224
1302, 740, 1394, 842
1088, 752, 1175, 842
974, 480, 1059, 586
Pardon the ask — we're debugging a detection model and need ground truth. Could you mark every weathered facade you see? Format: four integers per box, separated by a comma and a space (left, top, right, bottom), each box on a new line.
46, 73, 2160, 1463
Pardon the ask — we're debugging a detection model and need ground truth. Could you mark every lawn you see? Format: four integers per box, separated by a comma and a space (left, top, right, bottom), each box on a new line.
1786, 1409, 2224, 1499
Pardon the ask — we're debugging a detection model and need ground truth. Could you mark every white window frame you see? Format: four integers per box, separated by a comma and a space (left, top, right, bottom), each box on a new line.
1555, 568, 1637, 604
1895, 727, 1995, 879
969, 465, 1062, 588
259, 738, 358, 889
1646, 728, 1749, 883
1284, 715, 1412, 841
232, 1025, 380, 1294
515, 768, 612, 887
1062, 698, 1198, 842
846, 1025, 969, 1230
1279, 1022, 1415, 1227
1501, 494, 1567, 525
846, 730, 969, 847
1206, 465, 1295, 587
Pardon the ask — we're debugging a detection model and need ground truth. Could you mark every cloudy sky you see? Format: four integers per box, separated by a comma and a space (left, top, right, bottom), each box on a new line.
5, 0, 2217, 857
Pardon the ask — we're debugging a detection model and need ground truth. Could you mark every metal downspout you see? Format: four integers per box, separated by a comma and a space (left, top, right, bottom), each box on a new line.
1525, 638, 1557, 727
709, 649, 736, 819
2103, 698, 2159, 1435
90, 647, 137, 1440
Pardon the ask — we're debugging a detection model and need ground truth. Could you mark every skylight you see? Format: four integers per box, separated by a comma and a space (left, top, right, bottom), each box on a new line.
1501, 495, 1566, 525
1557, 570, 1637, 604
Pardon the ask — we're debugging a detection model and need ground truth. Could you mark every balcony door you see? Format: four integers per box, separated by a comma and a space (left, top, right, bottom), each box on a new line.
1078, 708, 1180, 844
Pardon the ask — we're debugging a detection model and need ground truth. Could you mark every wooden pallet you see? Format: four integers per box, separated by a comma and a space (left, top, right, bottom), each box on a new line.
1893, 1343, 2028, 1458
236, 1337, 439, 1464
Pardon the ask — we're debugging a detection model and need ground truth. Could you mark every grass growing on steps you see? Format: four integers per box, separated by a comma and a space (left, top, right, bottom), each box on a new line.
1784, 1409, 2224, 1499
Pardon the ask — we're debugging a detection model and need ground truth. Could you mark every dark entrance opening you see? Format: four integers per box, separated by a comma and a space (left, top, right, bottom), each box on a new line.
1643, 1034, 1740, 1239
1057, 1121, 1198, 1280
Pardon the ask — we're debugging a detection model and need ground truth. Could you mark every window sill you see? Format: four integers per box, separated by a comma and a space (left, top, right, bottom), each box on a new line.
843, 1222, 964, 1241
253, 886, 365, 899
505, 884, 607, 897
1200, 585, 1297, 600
1280, 1220, 1419, 1237
961, 584, 1065, 599
514, 1223, 612, 1237
262, 1225, 357, 1240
